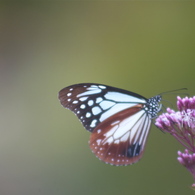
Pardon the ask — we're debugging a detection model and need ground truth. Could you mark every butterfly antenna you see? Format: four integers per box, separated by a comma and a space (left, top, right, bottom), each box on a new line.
159, 88, 188, 96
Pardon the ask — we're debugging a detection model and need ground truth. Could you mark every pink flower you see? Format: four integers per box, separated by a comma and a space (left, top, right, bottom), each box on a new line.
155, 96, 195, 187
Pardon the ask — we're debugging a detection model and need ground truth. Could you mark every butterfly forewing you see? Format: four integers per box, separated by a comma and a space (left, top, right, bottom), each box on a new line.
59, 83, 162, 166
58, 83, 147, 132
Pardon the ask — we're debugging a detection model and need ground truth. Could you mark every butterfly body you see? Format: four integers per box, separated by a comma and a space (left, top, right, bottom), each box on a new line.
59, 83, 162, 166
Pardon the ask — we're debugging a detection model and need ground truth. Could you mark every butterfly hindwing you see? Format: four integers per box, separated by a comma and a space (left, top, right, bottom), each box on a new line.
89, 104, 152, 165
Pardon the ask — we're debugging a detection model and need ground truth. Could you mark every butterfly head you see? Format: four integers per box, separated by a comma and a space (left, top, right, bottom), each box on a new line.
144, 95, 162, 119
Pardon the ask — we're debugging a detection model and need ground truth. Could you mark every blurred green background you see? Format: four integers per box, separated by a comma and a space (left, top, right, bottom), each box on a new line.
0, 2, 195, 195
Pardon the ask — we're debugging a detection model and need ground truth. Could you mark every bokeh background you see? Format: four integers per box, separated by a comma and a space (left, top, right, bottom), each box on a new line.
1, 2, 195, 195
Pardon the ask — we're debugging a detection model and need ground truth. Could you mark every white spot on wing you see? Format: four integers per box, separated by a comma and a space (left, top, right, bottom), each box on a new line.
139, 117, 151, 146
120, 132, 130, 142
92, 106, 102, 115
79, 97, 88, 101
97, 129, 101, 134
103, 126, 118, 140
132, 115, 150, 146
67, 93, 72, 96
88, 85, 98, 89
131, 118, 145, 144
90, 119, 98, 128
72, 100, 78, 104
96, 139, 101, 145
104, 92, 146, 103
77, 85, 102, 97
88, 100, 94, 106
99, 85, 106, 89
96, 97, 103, 103
105, 137, 114, 145
86, 112, 91, 118
99, 100, 115, 110
80, 104, 86, 109
114, 140, 120, 144
77, 89, 102, 97
111, 120, 120, 126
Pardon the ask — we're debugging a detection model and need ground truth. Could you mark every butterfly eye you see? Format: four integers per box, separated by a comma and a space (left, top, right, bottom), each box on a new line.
59, 83, 162, 166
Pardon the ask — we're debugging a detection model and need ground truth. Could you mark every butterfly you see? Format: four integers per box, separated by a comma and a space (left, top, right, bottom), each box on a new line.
58, 83, 162, 166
